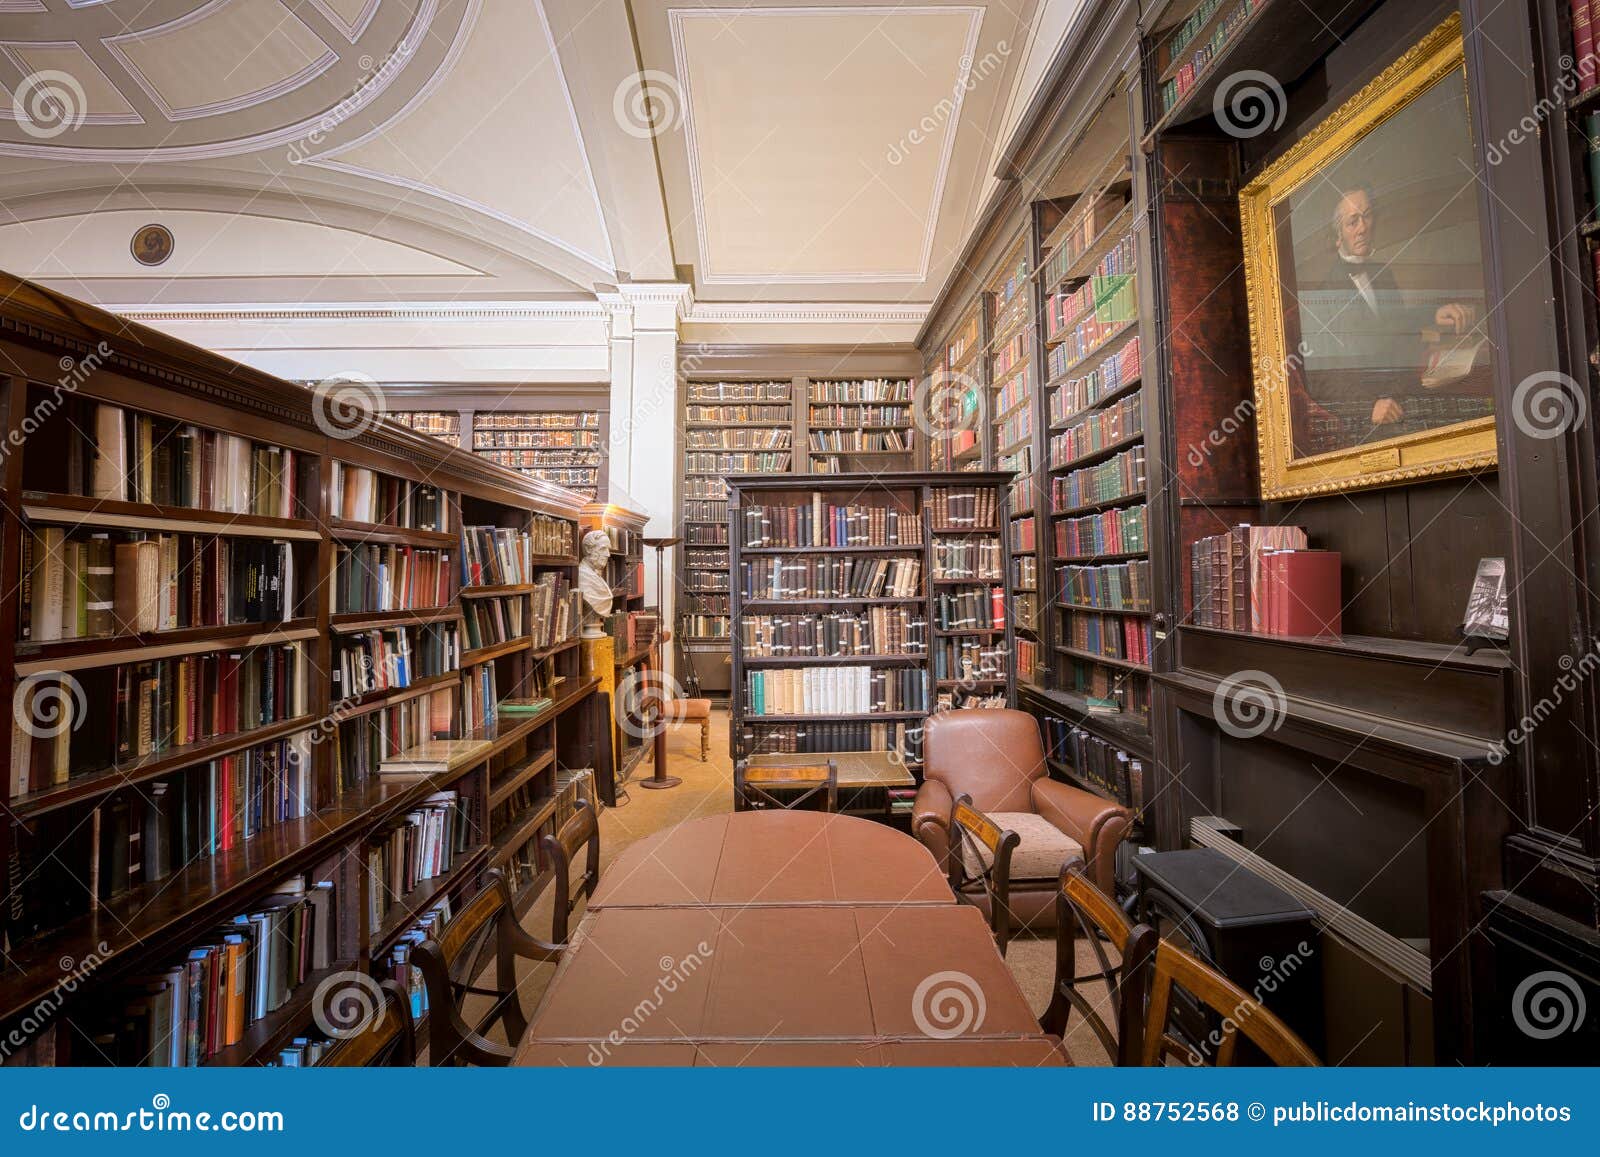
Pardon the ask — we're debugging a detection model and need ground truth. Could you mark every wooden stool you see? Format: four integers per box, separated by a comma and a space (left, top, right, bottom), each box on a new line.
663, 698, 712, 761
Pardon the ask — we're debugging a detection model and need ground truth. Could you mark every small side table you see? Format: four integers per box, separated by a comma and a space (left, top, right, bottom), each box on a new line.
739, 751, 916, 823
1134, 847, 1323, 1059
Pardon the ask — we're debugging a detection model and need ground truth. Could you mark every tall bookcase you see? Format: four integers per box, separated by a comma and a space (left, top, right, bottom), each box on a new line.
0, 276, 600, 1066
727, 472, 1014, 795
806, 378, 916, 473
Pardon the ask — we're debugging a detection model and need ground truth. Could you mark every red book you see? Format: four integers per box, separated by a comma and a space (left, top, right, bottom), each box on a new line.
991, 586, 1004, 629
1275, 550, 1342, 638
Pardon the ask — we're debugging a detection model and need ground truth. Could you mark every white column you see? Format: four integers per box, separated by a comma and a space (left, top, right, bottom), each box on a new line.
610, 283, 691, 675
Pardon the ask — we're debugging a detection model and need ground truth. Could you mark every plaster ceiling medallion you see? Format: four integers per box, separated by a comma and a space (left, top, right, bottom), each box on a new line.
670, 5, 983, 284
0, 0, 468, 159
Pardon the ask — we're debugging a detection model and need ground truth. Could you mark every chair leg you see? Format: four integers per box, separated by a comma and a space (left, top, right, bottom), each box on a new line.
700, 718, 709, 761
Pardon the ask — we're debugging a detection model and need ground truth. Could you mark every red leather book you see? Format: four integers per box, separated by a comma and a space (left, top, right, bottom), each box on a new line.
1275, 550, 1342, 638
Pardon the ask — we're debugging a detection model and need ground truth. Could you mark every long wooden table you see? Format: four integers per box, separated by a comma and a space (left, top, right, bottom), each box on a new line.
516, 811, 1068, 1067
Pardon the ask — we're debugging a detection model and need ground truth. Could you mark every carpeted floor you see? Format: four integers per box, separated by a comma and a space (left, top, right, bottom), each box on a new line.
498, 706, 1118, 1066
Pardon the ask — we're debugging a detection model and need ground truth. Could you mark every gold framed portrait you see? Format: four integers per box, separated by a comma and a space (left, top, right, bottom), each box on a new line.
1240, 13, 1497, 500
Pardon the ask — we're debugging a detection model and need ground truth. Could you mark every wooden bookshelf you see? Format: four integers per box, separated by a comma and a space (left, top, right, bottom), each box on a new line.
806, 378, 915, 473
472, 409, 603, 500
726, 472, 1014, 786
0, 272, 601, 1066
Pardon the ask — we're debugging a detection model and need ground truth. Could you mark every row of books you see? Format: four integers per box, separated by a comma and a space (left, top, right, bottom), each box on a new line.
477, 451, 599, 477
1049, 393, 1144, 467
1060, 559, 1153, 612
471, 430, 598, 449
687, 523, 728, 545
1042, 190, 1128, 287
687, 428, 792, 450
1158, 0, 1256, 113
1053, 234, 1138, 328
1011, 516, 1036, 554
392, 411, 458, 437
605, 610, 659, 654
685, 477, 730, 499
461, 595, 523, 651
1041, 716, 1146, 818
741, 498, 922, 548
10, 642, 311, 797
1052, 445, 1148, 510
333, 623, 461, 698
995, 395, 1036, 454
685, 571, 730, 592
387, 896, 454, 1021
365, 791, 472, 931
743, 720, 919, 762
1015, 592, 1040, 633
686, 381, 792, 403
685, 547, 728, 569
933, 638, 1007, 682
1062, 657, 1152, 717
743, 665, 927, 716
685, 404, 792, 423
23, 530, 297, 642
809, 379, 914, 403
77, 878, 335, 1066
333, 689, 454, 791
1055, 503, 1148, 558
1063, 610, 1153, 666
1051, 333, 1142, 421
932, 538, 1001, 581
1010, 465, 1037, 514
933, 584, 1005, 631
598, 524, 642, 561
739, 609, 927, 657
807, 429, 913, 453
333, 464, 446, 531
475, 411, 598, 430
935, 688, 1007, 711
685, 451, 792, 473
53, 400, 306, 519
689, 593, 730, 615
1189, 524, 1341, 636
740, 557, 923, 600
809, 404, 911, 427
333, 545, 453, 613
930, 487, 998, 529
680, 614, 730, 638
529, 572, 582, 650
683, 500, 728, 524
461, 521, 572, 587
1014, 556, 1039, 591
993, 361, 1034, 420
1016, 637, 1039, 683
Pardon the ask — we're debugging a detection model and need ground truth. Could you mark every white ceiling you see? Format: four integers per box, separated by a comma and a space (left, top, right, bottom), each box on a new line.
0, 0, 1069, 328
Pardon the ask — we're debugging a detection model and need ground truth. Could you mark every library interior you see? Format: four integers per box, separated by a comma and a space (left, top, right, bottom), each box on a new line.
0, 0, 1596, 1071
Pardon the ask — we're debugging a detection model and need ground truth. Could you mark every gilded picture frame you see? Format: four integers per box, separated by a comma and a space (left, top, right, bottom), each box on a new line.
1240, 13, 1498, 500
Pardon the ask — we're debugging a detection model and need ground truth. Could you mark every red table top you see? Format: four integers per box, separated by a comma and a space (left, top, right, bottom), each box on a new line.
517, 813, 1068, 1067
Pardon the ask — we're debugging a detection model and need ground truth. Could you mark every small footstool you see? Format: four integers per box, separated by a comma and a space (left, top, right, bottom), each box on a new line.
663, 698, 712, 761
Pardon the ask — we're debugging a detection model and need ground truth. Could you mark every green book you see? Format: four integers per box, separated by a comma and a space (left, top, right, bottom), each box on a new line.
499, 697, 553, 716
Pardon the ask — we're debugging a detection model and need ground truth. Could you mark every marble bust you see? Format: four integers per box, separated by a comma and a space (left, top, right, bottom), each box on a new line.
578, 529, 613, 638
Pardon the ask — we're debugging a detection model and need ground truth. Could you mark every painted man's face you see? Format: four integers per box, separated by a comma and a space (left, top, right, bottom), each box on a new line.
1335, 190, 1375, 260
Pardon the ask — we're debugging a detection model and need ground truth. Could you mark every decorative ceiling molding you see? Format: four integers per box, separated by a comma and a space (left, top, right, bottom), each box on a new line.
303, 0, 617, 280
111, 300, 608, 323
0, 40, 144, 125
306, 0, 381, 43
0, 0, 448, 161
669, 5, 984, 286
685, 301, 929, 325
102, 0, 339, 123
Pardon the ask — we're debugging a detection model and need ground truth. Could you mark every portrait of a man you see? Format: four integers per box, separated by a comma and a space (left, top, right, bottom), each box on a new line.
1269, 60, 1494, 459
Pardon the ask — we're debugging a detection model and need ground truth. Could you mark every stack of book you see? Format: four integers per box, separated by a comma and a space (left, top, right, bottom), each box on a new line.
930, 487, 998, 528
1189, 524, 1342, 637
333, 545, 453, 612
933, 585, 1005, 631
742, 496, 921, 547
530, 572, 581, 649
743, 666, 926, 716
333, 622, 460, 698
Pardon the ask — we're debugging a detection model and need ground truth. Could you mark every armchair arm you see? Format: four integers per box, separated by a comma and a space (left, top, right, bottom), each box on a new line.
911, 778, 955, 869
1032, 778, 1132, 898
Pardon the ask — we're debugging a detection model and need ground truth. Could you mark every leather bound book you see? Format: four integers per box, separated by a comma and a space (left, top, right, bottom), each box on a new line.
1275, 550, 1342, 638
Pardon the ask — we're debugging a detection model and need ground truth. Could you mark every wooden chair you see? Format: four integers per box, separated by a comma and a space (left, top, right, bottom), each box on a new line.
320, 979, 417, 1067
1140, 940, 1321, 1067
1039, 858, 1156, 1064
946, 793, 1022, 955
540, 798, 600, 944
734, 758, 838, 812
411, 869, 564, 1066
663, 697, 712, 761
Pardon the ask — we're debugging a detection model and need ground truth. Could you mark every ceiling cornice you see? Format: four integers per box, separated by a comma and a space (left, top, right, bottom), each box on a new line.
685, 302, 929, 325
110, 300, 607, 323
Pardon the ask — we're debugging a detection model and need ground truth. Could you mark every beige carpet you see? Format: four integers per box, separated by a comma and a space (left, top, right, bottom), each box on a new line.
493, 707, 1118, 1066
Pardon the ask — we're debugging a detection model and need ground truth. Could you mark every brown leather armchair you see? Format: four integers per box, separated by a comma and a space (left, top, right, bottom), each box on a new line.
913, 709, 1133, 931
